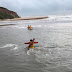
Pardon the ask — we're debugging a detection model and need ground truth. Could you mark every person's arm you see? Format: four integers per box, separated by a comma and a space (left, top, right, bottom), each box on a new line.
24, 42, 30, 44
34, 42, 38, 43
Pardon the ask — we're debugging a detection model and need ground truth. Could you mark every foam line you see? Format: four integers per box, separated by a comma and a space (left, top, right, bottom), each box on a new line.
0, 44, 18, 50
0, 44, 14, 48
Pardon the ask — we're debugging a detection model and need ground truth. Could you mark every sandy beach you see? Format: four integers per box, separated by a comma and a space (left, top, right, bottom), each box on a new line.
0, 16, 48, 21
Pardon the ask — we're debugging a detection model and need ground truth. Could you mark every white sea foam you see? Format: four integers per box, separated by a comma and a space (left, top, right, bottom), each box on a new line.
47, 15, 72, 21
35, 15, 72, 23
10, 46, 18, 50
0, 44, 14, 48
15, 51, 24, 56
1, 14, 72, 29
27, 47, 48, 56
0, 44, 18, 50
32, 25, 42, 28
13, 26, 26, 29
27, 49, 35, 55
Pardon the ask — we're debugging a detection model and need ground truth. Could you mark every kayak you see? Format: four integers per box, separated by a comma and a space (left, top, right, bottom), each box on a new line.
29, 27, 33, 30
27, 26, 33, 30
29, 28, 32, 30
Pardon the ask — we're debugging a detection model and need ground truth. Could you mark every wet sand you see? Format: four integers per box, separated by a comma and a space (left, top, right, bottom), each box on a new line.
0, 16, 48, 21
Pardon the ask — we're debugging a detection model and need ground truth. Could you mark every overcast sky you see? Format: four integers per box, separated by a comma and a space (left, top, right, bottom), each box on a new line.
0, 0, 72, 17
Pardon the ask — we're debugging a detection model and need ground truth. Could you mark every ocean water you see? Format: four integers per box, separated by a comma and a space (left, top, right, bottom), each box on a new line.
0, 15, 72, 72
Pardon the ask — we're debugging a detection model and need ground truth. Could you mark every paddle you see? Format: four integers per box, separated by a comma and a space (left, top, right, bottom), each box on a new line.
28, 38, 35, 48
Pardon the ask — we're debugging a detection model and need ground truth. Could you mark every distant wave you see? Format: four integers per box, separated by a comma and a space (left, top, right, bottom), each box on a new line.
47, 15, 72, 22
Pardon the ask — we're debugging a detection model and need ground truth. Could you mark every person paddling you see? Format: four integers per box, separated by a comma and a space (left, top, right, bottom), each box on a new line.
24, 38, 38, 50
27, 25, 33, 30
29, 25, 32, 30
27, 25, 30, 29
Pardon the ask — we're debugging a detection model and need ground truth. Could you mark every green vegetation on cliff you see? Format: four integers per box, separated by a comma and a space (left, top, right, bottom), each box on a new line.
0, 12, 15, 19
0, 7, 20, 19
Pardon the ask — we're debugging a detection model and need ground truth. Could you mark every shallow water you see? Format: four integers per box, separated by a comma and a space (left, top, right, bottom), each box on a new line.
0, 15, 72, 72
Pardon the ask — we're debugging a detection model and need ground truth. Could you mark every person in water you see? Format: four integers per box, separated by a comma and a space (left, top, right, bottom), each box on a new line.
27, 25, 32, 30
27, 25, 30, 29
29, 25, 32, 29
28, 39, 35, 49
24, 38, 38, 50
28, 25, 32, 30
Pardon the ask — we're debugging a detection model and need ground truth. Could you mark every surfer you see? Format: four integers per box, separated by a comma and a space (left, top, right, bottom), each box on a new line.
24, 38, 38, 50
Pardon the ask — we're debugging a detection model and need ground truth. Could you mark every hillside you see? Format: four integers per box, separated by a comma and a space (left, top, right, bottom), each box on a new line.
0, 7, 20, 19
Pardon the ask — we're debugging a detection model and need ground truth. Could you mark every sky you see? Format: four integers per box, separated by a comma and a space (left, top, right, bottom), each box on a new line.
0, 0, 72, 17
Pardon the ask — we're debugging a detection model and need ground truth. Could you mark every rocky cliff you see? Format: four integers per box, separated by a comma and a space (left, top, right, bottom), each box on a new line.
0, 7, 20, 19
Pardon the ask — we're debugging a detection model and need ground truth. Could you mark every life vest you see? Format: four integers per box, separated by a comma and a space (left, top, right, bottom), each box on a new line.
29, 26, 32, 30
29, 42, 34, 48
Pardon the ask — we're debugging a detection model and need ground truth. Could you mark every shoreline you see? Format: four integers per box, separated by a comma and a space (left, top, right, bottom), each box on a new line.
0, 16, 48, 21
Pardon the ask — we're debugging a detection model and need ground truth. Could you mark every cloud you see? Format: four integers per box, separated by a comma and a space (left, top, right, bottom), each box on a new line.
0, 0, 72, 16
